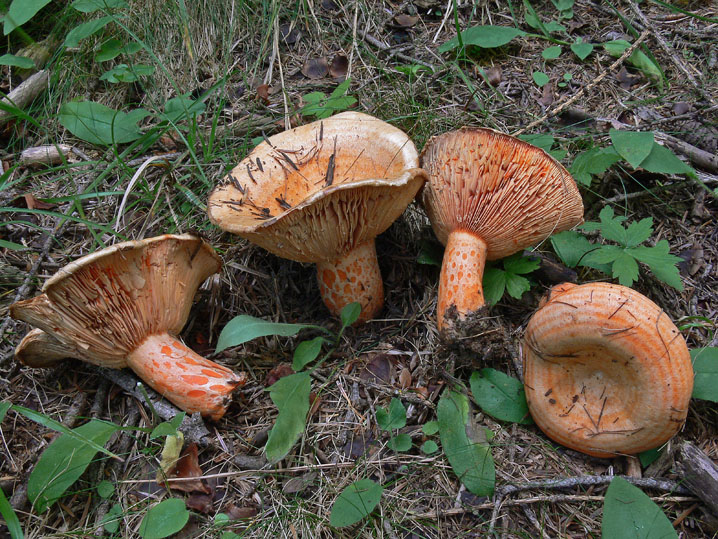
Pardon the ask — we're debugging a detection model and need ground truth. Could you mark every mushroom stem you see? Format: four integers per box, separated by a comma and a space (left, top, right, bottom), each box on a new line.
316, 240, 384, 323
437, 230, 488, 331
126, 333, 246, 421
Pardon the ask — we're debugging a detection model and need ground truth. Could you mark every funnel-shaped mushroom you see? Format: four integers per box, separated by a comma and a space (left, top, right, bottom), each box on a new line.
10, 234, 246, 420
420, 128, 584, 331
522, 282, 693, 458
207, 111, 427, 323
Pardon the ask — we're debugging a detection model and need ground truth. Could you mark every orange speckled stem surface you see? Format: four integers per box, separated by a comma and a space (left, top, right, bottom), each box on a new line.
437, 230, 488, 331
127, 333, 246, 421
316, 241, 383, 323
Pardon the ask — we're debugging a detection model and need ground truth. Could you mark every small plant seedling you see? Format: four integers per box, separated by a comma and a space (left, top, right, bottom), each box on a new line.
376, 398, 411, 452
483, 252, 541, 305
301, 79, 357, 119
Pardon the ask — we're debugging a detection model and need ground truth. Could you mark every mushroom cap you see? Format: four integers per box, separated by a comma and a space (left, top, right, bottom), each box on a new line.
15, 328, 74, 368
207, 111, 427, 263
420, 128, 584, 260
10, 234, 221, 369
522, 282, 694, 458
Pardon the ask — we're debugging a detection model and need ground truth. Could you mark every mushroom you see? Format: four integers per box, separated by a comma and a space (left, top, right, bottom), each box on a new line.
207, 111, 427, 323
522, 282, 694, 458
10, 234, 246, 420
419, 128, 584, 331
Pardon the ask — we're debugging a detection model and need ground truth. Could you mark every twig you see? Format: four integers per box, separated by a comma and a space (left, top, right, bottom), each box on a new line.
654, 131, 718, 173
0, 70, 49, 126
343, 373, 436, 409
362, 32, 435, 70
513, 31, 650, 136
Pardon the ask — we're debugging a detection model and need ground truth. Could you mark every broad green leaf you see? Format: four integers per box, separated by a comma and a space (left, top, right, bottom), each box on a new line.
569, 146, 621, 186
482, 267, 506, 306
437, 389, 495, 496
302, 91, 326, 104
422, 421, 439, 435
72, 0, 128, 12
65, 16, 114, 48
470, 369, 532, 424
387, 433, 412, 452
149, 411, 185, 439
340, 302, 361, 327
544, 21, 566, 33
532, 71, 549, 87
629, 241, 683, 290
330, 479, 383, 528
3, 0, 52, 35
624, 218, 653, 248
595, 206, 627, 245
376, 398, 406, 431
504, 272, 531, 299
542, 46, 562, 59
216, 315, 323, 352
0, 401, 10, 423
97, 480, 114, 499
571, 40, 593, 60
96, 39, 140, 62
610, 129, 655, 170
0, 54, 35, 69
439, 25, 526, 53
99, 63, 154, 83
0, 239, 28, 250
639, 143, 695, 177
639, 447, 662, 468
28, 420, 120, 512
138, 498, 189, 539
101, 503, 123, 533
58, 101, 149, 145
691, 348, 718, 402
518, 133, 554, 152
551, 230, 596, 268
162, 95, 206, 124
602, 477, 677, 539
417, 239, 444, 267
0, 485, 23, 539
292, 337, 325, 371
584, 244, 623, 264
421, 440, 439, 454
329, 78, 352, 99
612, 251, 640, 286
503, 253, 540, 275
265, 373, 311, 464
603, 40, 663, 89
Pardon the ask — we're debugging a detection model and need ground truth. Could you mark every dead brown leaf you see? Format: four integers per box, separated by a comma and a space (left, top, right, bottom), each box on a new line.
399, 368, 412, 389
301, 57, 329, 79
185, 492, 213, 513
329, 54, 349, 79
256, 84, 271, 104
358, 353, 394, 385
225, 504, 258, 520
537, 82, 554, 108
616, 67, 642, 90
393, 14, 419, 27
265, 363, 294, 387
279, 23, 301, 46
169, 443, 212, 494
308, 391, 321, 416
484, 66, 502, 87
283, 471, 318, 494
23, 193, 56, 210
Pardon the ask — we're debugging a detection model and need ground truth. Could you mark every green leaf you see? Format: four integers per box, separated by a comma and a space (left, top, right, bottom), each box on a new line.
99, 63, 154, 83
0, 239, 28, 250
329, 78, 352, 99
639, 143, 695, 177
542, 46, 562, 59
265, 373, 311, 464
544, 20, 566, 33
292, 337, 325, 371
603, 40, 663, 89
28, 420, 120, 512
421, 440, 439, 454
612, 251, 640, 286
0, 401, 10, 423
330, 479, 383, 528
340, 302, 361, 327
601, 477, 677, 539
593, 206, 627, 245
149, 411, 185, 440
0, 54, 35, 69
138, 498, 189, 539
629, 241, 683, 290
569, 147, 621, 186
571, 40, 593, 60
58, 101, 149, 145
639, 447, 662, 468
551, 230, 595, 268
691, 348, 718, 402
3, 0, 52, 35
97, 480, 114, 499
0, 485, 23, 539
65, 16, 114, 48
101, 503, 123, 533
482, 267, 506, 306
503, 253, 540, 275
417, 239, 444, 266
470, 369, 532, 424
422, 420, 439, 436
518, 133, 555, 152
95, 39, 140, 62
376, 398, 407, 431
439, 25, 526, 53
587, 245, 624, 264
624, 218, 653, 248
72, 0, 128, 12
162, 95, 206, 124
302, 91, 325, 104
609, 129, 655, 170
387, 433, 412, 452
437, 389, 495, 496
216, 315, 323, 352
505, 272, 532, 299
532, 71, 549, 87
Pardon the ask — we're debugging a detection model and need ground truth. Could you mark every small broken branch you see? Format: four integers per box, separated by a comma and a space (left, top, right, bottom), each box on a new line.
0, 70, 49, 126
674, 441, 718, 517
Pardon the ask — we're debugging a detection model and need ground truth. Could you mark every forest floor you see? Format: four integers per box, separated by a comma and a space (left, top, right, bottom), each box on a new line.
1, 0, 717, 537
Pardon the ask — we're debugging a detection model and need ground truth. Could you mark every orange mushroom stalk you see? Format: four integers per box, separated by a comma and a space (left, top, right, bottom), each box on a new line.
420, 128, 584, 332
10, 234, 246, 421
207, 111, 427, 323
522, 282, 694, 458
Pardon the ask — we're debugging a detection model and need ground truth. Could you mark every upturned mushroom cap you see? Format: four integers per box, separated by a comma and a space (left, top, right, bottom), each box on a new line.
207, 111, 426, 264
522, 282, 694, 458
15, 328, 75, 368
420, 128, 584, 259
10, 234, 221, 368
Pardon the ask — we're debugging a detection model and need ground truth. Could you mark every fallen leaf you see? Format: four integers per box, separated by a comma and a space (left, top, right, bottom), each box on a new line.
283, 471, 318, 494
484, 66, 502, 87
393, 14, 419, 27
169, 443, 212, 494
185, 492, 213, 513
343, 431, 374, 459
329, 54, 349, 79
308, 391, 321, 416
265, 362, 295, 387
279, 23, 301, 45
301, 57, 329, 79
537, 82, 553, 107
156, 431, 184, 482
224, 504, 258, 520
358, 353, 394, 385
399, 368, 412, 389
23, 193, 56, 210
672, 102, 690, 115
256, 84, 271, 104
616, 67, 642, 90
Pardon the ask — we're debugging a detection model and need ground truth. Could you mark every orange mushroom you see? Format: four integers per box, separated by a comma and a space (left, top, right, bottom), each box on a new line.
207, 111, 427, 323
10, 234, 247, 420
420, 128, 584, 332
522, 282, 694, 458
